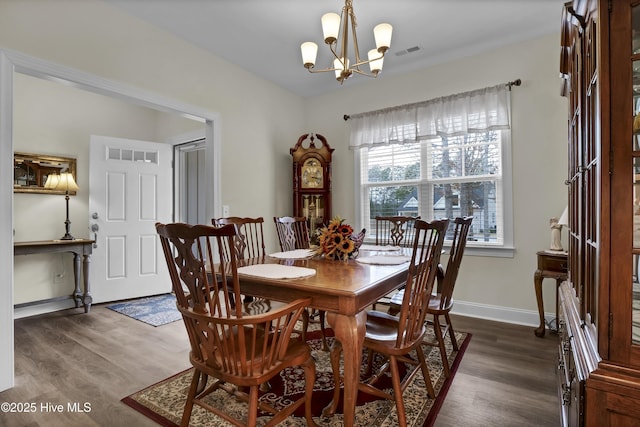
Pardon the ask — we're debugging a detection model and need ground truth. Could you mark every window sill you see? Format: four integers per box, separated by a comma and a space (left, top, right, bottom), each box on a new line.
451, 244, 515, 258
362, 238, 515, 258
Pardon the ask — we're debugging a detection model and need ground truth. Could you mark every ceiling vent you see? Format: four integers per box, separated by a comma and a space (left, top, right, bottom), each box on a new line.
395, 46, 422, 57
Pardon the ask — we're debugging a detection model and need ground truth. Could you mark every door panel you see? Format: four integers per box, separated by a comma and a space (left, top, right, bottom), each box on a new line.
89, 135, 172, 303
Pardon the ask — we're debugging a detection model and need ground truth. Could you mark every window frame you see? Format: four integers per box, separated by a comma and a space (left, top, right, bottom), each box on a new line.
354, 131, 514, 258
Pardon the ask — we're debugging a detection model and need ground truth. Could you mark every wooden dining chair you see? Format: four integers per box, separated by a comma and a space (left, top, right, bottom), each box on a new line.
374, 215, 421, 247
213, 216, 266, 260
387, 216, 473, 377
214, 216, 311, 341
156, 222, 317, 427
371, 215, 420, 310
274, 216, 311, 251
421, 215, 473, 377
327, 218, 448, 427
273, 216, 327, 350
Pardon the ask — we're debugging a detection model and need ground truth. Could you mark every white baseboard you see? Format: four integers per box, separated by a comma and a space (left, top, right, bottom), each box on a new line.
13, 300, 77, 319
452, 299, 554, 329
13, 297, 555, 333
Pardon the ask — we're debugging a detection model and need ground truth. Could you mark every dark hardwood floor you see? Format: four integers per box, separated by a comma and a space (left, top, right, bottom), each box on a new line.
0, 306, 559, 426
434, 315, 560, 427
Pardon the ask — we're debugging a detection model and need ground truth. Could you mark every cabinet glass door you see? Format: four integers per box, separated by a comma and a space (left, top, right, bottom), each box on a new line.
632, 4, 640, 344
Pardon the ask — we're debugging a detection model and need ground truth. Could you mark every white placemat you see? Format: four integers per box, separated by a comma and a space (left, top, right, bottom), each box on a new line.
356, 255, 411, 265
238, 264, 316, 279
359, 244, 402, 252
268, 249, 316, 259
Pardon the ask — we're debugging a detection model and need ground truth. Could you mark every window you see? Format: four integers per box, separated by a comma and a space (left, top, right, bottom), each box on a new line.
351, 84, 513, 255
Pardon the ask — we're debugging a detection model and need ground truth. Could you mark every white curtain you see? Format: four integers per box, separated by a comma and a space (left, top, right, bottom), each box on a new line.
348, 84, 511, 149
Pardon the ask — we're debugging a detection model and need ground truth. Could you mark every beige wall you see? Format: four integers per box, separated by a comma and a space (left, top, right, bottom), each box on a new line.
2, 1, 565, 320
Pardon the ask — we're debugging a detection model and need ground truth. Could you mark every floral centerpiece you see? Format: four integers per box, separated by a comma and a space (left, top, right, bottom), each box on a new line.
314, 216, 365, 260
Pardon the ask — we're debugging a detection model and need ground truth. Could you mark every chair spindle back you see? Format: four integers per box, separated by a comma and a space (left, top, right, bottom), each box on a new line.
395, 218, 448, 348
274, 216, 310, 251
438, 216, 473, 309
375, 216, 421, 247
212, 216, 266, 260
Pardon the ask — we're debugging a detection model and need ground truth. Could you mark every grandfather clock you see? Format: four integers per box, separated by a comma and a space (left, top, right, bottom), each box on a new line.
291, 133, 333, 237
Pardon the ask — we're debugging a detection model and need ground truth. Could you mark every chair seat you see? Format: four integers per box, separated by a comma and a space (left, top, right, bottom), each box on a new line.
426, 294, 453, 314
388, 289, 452, 315
365, 310, 427, 356
243, 297, 286, 315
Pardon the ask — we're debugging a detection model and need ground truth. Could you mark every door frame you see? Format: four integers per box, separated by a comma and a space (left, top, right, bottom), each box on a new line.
0, 47, 220, 391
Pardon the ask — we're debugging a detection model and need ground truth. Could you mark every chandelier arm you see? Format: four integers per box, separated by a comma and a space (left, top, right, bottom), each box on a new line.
351, 68, 378, 78
328, 42, 343, 63
351, 51, 385, 69
306, 67, 340, 74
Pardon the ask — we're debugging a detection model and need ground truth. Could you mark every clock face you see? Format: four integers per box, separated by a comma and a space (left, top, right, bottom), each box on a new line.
301, 158, 323, 189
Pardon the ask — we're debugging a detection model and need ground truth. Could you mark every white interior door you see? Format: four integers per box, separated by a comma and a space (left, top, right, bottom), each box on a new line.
89, 135, 172, 303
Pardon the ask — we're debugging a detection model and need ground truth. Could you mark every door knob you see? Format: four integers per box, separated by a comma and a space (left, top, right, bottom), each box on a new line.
90, 223, 99, 248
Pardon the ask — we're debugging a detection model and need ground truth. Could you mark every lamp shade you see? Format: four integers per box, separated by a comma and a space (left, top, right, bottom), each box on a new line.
321, 12, 340, 43
368, 49, 384, 73
301, 42, 318, 68
54, 172, 79, 193
44, 174, 60, 189
558, 206, 569, 226
373, 23, 393, 51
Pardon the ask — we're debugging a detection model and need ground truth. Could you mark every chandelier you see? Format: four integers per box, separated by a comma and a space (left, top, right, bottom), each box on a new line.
300, 0, 393, 84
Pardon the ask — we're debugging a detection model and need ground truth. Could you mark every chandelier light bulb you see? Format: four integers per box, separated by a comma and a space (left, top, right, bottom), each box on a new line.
301, 42, 318, 68
374, 23, 393, 52
368, 49, 384, 74
321, 12, 341, 44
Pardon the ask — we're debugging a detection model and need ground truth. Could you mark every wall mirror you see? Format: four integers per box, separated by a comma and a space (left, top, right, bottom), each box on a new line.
13, 152, 77, 194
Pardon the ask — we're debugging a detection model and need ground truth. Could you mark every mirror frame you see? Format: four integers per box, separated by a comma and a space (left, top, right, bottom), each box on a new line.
13, 152, 77, 195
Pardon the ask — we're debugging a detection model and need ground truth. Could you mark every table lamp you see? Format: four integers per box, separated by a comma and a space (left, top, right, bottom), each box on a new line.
49, 172, 79, 240
549, 206, 568, 251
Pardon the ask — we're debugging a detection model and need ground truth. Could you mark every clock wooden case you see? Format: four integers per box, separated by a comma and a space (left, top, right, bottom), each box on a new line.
290, 133, 333, 231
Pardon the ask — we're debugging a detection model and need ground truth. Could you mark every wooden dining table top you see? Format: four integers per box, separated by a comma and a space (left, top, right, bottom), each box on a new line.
232, 249, 411, 315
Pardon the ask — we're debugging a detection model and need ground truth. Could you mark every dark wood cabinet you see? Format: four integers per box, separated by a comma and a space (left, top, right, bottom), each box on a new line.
559, 1, 640, 425
290, 134, 333, 237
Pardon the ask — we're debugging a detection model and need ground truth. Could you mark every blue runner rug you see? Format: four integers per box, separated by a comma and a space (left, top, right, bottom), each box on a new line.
107, 293, 181, 327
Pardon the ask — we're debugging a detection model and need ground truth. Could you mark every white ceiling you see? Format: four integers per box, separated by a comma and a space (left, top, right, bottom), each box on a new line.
103, 0, 566, 97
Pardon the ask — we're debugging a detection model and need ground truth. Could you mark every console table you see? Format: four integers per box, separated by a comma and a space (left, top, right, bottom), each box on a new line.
534, 250, 568, 337
14, 239, 94, 313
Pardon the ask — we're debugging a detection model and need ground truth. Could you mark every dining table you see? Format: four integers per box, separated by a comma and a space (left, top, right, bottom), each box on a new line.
233, 245, 411, 427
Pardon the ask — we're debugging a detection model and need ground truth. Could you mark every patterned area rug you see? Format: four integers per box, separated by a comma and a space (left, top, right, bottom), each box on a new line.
122, 324, 471, 426
107, 294, 181, 327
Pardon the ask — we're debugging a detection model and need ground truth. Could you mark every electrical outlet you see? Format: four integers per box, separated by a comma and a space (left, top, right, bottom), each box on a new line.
223, 205, 230, 217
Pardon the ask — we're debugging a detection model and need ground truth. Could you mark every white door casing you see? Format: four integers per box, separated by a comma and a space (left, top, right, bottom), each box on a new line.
89, 135, 172, 303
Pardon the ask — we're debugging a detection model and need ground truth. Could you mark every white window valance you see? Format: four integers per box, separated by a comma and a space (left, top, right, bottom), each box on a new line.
348, 84, 511, 149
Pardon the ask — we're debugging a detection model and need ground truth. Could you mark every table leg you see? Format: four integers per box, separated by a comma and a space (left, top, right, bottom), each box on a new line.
72, 253, 82, 308
534, 269, 546, 337
82, 254, 93, 313
323, 310, 366, 427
